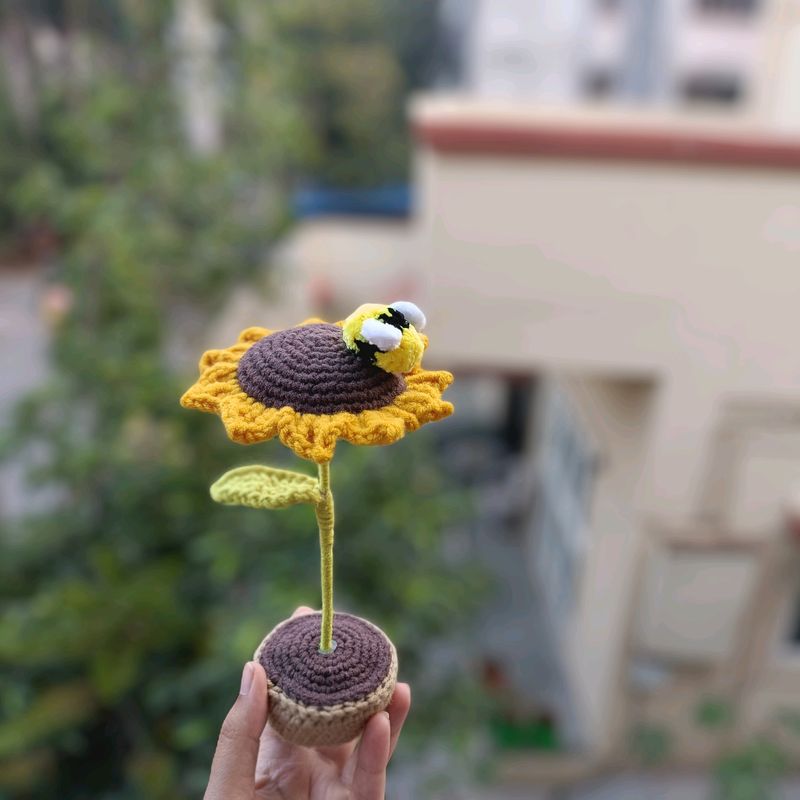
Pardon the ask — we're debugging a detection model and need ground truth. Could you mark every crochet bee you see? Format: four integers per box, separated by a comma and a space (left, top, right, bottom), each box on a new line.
343, 301, 427, 374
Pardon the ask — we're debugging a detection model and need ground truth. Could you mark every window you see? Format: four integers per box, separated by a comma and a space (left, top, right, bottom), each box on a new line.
681, 73, 744, 105
530, 383, 596, 619
502, 379, 536, 455
584, 69, 617, 99
696, 0, 760, 14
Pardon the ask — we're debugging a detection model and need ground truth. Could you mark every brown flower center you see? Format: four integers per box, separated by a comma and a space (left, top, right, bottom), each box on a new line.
237, 323, 406, 414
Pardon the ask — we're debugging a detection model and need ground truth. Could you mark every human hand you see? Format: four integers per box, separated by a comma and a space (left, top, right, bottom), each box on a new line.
204, 607, 411, 800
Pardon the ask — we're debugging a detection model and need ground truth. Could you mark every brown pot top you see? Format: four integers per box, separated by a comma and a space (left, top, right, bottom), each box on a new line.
258, 612, 394, 707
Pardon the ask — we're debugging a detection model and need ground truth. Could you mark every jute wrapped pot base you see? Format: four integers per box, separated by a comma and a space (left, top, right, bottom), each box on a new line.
254, 612, 398, 747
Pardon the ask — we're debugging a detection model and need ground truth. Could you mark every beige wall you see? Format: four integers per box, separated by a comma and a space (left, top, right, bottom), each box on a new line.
414, 140, 800, 525
412, 101, 800, 760
560, 376, 654, 757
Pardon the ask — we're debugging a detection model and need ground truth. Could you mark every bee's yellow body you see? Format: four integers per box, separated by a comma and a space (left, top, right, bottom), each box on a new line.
342, 301, 426, 374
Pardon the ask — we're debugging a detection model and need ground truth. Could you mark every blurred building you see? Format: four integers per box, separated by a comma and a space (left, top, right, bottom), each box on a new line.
410, 95, 800, 782
443, 0, 800, 130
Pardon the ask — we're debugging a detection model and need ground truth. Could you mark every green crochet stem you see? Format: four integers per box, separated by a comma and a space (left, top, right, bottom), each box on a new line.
315, 461, 335, 653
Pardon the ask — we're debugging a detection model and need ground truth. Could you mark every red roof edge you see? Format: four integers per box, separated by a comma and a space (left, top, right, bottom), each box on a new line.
413, 118, 800, 170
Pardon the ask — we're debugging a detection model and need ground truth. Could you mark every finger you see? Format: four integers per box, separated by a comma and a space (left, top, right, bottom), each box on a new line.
256, 722, 303, 792
387, 683, 411, 758
350, 711, 390, 800
341, 684, 410, 784
315, 740, 357, 769
204, 662, 268, 800
291, 605, 314, 618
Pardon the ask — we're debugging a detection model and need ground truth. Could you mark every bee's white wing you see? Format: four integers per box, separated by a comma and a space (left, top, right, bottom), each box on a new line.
389, 300, 426, 331
361, 318, 402, 351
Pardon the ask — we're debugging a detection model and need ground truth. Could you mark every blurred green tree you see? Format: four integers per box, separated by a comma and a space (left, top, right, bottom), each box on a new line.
0, 2, 484, 798
239, 0, 439, 187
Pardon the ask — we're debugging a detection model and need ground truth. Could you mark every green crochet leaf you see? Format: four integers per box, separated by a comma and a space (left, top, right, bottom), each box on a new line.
210, 465, 320, 510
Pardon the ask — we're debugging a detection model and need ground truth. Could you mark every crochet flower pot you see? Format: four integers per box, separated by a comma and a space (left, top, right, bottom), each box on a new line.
254, 612, 397, 746
181, 302, 452, 746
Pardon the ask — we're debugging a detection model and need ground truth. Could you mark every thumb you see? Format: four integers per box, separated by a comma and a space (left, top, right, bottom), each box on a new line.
204, 662, 269, 800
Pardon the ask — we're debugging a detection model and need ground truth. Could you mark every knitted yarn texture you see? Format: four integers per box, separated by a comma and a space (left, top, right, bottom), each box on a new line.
238, 324, 405, 414
180, 319, 453, 463
254, 612, 398, 746
209, 465, 321, 509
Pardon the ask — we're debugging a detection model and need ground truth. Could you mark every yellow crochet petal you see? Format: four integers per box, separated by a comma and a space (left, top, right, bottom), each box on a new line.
276, 412, 334, 463
238, 326, 271, 344
276, 412, 311, 456
392, 381, 454, 427
405, 368, 454, 391
341, 409, 407, 449
196, 361, 239, 386
404, 396, 454, 426
309, 415, 342, 461
374, 403, 419, 428
199, 342, 250, 370
219, 395, 281, 444
180, 359, 240, 409
180, 388, 218, 413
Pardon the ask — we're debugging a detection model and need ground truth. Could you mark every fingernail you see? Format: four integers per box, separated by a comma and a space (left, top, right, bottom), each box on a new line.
239, 662, 255, 696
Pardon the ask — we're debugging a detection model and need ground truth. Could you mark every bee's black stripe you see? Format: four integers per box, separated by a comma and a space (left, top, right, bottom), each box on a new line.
353, 338, 380, 364
378, 308, 409, 330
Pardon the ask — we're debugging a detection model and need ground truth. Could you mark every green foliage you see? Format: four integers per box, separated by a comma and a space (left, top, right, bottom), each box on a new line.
696, 696, 735, 731
0, 2, 481, 798
713, 738, 787, 800
245, 0, 439, 187
629, 699, 795, 798
629, 722, 673, 766
777, 709, 800, 738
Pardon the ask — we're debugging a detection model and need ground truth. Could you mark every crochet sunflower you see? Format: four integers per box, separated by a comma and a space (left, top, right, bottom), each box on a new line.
181, 302, 453, 653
